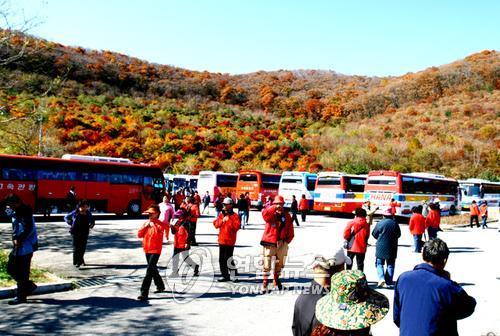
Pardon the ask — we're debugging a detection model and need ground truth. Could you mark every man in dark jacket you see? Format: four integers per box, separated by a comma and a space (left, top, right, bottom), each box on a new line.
292, 248, 351, 336
64, 200, 95, 268
394, 238, 476, 336
4, 194, 38, 305
290, 195, 300, 226
372, 208, 401, 288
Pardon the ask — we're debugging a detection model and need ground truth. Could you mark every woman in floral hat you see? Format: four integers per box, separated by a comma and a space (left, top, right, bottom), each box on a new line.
312, 270, 389, 336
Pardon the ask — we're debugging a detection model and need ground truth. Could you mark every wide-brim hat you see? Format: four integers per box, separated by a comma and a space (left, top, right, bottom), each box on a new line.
315, 270, 389, 330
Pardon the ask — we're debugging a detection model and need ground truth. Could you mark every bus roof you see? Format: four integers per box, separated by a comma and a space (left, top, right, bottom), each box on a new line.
239, 170, 281, 176
317, 171, 364, 178
0, 154, 161, 174
368, 170, 457, 182
281, 171, 316, 177
459, 178, 500, 185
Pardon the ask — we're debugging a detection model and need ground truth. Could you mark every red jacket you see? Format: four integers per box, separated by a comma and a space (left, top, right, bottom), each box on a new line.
469, 203, 480, 216
173, 223, 189, 249
138, 218, 169, 254
390, 201, 400, 215
343, 216, 370, 253
425, 209, 441, 229
409, 213, 426, 235
213, 212, 240, 246
298, 198, 309, 211
261, 205, 295, 245
182, 203, 200, 222
479, 204, 488, 217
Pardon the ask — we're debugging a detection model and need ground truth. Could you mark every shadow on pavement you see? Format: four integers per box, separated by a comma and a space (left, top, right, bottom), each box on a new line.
0, 296, 179, 335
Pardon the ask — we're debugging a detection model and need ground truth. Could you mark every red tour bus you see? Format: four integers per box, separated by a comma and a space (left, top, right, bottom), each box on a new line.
0, 154, 165, 216
236, 170, 281, 209
313, 172, 366, 214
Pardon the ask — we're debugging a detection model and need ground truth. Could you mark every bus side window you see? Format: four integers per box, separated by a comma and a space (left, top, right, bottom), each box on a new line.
143, 176, 153, 186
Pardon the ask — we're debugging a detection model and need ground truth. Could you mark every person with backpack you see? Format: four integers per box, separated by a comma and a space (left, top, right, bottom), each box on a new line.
343, 208, 369, 271
64, 200, 95, 268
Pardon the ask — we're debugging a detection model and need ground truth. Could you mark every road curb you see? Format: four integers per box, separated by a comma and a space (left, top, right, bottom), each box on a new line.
441, 219, 498, 230
0, 281, 75, 299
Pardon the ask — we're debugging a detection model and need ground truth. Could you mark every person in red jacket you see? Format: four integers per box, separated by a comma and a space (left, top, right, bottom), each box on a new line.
213, 198, 241, 282
170, 208, 199, 277
343, 208, 370, 271
298, 194, 309, 223
479, 201, 488, 229
184, 196, 200, 246
425, 202, 441, 239
469, 200, 480, 228
137, 204, 169, 301
409, 205, 426, 252
260, 195, 295, 291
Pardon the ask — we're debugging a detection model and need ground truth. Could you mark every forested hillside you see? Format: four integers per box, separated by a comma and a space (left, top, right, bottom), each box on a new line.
0, 30, 498, 179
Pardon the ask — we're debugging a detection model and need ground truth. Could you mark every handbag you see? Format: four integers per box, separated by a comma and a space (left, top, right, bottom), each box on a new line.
7, 249, 17, 278
343, 226, 362, 250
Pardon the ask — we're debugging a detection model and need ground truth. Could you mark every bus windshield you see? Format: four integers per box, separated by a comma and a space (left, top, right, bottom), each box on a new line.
463, 185, 480, 197
240, 174, 258, 182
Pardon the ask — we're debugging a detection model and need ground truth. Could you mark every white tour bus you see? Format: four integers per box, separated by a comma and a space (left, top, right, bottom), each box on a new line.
278, 171, 317, 208
365, 170, 460, 216
197, 171, 238, 202
459, 178, 500, 210
313, 172, 366, 214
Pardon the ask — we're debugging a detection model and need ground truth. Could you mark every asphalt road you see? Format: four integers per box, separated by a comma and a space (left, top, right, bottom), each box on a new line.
1, 210, 499, 335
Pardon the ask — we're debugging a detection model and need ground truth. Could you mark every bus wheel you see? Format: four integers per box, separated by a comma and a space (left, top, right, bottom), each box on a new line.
127, 201, 141, 218
449, 205, 457, 216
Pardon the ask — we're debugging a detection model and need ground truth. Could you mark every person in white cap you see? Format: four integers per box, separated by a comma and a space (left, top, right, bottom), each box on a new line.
292, 248, 352, 336
213, 197, 241, 282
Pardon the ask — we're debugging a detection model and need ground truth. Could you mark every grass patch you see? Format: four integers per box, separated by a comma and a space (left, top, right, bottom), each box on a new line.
0, 250, 54, 287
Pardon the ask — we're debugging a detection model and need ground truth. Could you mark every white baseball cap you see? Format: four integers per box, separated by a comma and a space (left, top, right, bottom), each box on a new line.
312, 247, 352, 270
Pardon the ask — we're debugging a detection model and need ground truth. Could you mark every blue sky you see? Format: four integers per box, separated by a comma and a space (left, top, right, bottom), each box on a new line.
7, 0, 500, 76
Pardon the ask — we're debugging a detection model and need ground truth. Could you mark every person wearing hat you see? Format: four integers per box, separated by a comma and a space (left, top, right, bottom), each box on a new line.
425, 202, 441, 239
292, 248, 352, 336
394, 238, 476, 335
137, 204, 170, 301
3, 193, 39, 305
312, 270, 389, 336
343, 208, 370, 272
170, 208, 199, 278
371, 207, 401, 288
213, 197, 241, 282
260, 195, 295, 291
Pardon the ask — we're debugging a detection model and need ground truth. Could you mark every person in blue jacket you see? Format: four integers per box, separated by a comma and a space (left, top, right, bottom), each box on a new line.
65, 200, 95, 268
4, 194, 39, 305
393, 238, 476, 336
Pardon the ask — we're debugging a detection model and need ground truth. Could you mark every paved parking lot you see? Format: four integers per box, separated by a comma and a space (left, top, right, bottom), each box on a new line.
1, 210, 499, 335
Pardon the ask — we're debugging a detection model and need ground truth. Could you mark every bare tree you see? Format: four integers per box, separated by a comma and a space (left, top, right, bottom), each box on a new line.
0, 0, 38, 65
